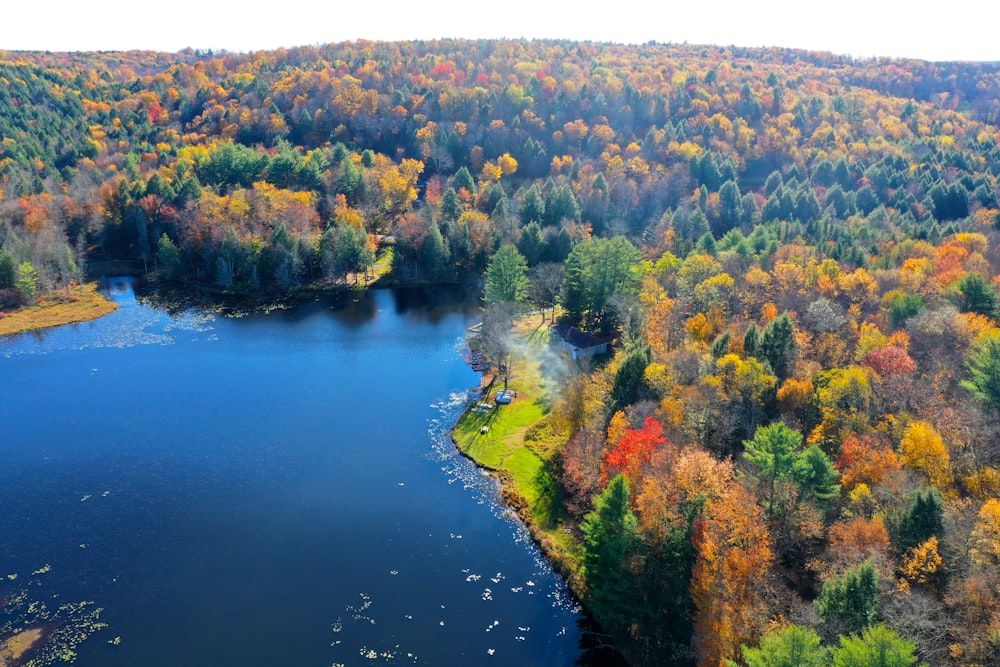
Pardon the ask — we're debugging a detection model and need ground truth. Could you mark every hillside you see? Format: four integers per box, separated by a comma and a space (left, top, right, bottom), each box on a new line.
3, 40, 1000, 666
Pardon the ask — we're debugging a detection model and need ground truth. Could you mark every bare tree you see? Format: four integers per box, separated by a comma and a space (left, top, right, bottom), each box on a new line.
474, 301, 517, 390
528, 262, 562, 322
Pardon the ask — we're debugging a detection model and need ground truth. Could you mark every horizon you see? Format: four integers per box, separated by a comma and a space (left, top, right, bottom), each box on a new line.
4, 0, 998, 64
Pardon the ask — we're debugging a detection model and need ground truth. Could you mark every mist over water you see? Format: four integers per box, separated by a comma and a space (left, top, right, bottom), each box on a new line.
0, 282, 606, 666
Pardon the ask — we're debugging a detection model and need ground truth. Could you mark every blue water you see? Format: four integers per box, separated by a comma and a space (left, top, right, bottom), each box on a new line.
0, 280, 602, 666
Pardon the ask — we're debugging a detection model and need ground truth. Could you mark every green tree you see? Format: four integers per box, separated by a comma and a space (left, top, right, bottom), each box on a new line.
743, 322, 762, 358
440, 187, 462, 221
830, 625, 925, 667
517, 221, 544, 266
0, 250, 16, 289
740, 624, 828, 667
962, 332, 1000, 413
519, 183, 545, 225
743, 422, 802, 516
887, 292, 924, 329
15, 261, 38, 302
816, 560, 880, 638
421, 222, 451, 282
484, 244, 529, 304
157, 234, 183, 281
581, 474, 640, 637
560, 236, 642, 329
544, 184, 580, 226
793, 444, 841, 506
717, 180, 743, 235
892, 488, 944, 554
609, 344, 652, 414
956, 272, 998, 316
453, 165, 476, 193
760, 311, 797, 380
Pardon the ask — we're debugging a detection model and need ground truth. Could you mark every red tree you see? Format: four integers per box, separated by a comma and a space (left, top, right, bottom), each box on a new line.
602, 416, 667, 482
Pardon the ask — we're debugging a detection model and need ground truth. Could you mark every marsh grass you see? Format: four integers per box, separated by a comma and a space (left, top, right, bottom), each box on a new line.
0, 283, 117, 336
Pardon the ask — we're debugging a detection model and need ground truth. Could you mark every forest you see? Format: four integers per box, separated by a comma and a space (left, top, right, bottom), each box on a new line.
2, 38, 1000, 666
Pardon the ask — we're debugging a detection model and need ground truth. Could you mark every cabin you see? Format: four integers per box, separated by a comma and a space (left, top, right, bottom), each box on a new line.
553, 325, 609, 360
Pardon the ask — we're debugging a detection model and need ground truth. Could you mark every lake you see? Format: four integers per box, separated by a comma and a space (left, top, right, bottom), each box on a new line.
0, 280, 617, 666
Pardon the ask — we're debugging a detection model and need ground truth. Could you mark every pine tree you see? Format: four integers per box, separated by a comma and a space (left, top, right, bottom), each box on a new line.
816, 560, 880, 638
760, 311, 797, 380
483, 244, 528, 304
581, 474, 640, 636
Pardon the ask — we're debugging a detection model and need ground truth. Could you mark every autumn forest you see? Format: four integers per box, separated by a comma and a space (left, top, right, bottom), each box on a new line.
3, 39, 1000, 666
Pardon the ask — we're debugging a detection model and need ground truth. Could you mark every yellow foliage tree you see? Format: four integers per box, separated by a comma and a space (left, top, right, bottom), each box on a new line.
969, 498, 1000, 568
686, 312, 714, 344
496, 152, 518, 176
898, 536, 943, 591
898, 421, 953, 491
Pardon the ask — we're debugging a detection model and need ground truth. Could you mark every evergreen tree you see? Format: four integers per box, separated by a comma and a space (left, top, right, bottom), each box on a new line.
519, 184, 545, 226
816, 560, 880, 638
962, 333, 1000, 414
0, 250, 16, 289
743, 322, 761, 358
956, 272, 998, 316
760, 311, 797, 380
610, 344, 652, 413
483, 244, 528, 304
892, 488, 944, 553
743, 422, 802, 517
887, 292, 924, 329
15, 261, 38, 302
560, 236, 642, 329
421, 222, 451, 282
581, 474, 640, 637
441, 187, 462, 222
793, 444, 840, 506
453, 166, 476, 193
710, 331, 731, 358
517, 221, 544, 266
544, 184, 580, 226
157, 234, 183, 281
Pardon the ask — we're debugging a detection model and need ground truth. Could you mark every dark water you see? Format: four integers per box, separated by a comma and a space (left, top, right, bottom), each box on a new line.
0, 280, 608, 666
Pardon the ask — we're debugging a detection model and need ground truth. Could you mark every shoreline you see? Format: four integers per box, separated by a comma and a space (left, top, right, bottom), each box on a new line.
451, 426, 587, 595
449, 319, 589, 600
0, 283, 118, 337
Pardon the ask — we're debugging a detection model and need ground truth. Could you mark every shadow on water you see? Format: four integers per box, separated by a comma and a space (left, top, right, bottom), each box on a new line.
576, 619, 630, 666
136, 280, 483, 325
389, 283, 483, 321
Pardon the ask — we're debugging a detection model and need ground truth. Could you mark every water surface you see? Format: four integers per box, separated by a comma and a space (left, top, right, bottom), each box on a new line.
0, 280, 605, 666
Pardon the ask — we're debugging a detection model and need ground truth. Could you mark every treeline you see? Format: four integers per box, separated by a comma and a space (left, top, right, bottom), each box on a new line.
1, 39, 999, 309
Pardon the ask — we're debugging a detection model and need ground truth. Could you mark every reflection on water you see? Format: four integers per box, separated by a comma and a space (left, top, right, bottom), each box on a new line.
0, 279, 616, 666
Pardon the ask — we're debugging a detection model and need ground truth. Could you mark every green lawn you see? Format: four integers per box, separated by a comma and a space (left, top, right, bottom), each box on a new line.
453, 322, 584, 579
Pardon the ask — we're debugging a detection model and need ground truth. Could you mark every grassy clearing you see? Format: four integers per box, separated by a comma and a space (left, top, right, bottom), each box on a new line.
0, 283, 118, 336
453, 319, 584, 582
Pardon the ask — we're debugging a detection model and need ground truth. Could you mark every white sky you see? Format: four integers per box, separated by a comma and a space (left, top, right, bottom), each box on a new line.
3, 0, 998, 63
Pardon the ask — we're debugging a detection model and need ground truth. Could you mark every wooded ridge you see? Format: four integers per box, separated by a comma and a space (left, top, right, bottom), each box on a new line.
2, 39, 1000, 666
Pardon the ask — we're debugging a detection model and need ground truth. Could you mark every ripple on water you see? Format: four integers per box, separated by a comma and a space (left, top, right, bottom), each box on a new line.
1, 294, 216, 357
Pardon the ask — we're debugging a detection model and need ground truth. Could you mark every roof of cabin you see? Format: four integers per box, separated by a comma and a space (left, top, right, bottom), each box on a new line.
553, 325, 607, 350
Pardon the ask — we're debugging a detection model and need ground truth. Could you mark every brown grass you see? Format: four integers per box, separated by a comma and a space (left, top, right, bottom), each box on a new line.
0, 627, 43, 666
0, 283, 118, 336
